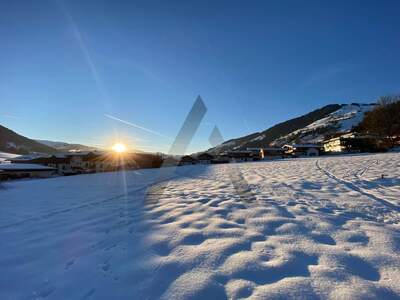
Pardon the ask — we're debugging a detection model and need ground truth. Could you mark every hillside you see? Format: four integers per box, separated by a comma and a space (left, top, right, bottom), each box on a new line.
271, 103, 376, 146
208, 103, 375, 153
0, 125, 58, 155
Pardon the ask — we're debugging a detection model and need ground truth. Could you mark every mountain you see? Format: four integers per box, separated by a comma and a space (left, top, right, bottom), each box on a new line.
208, 103, 376, 153
35, 140, 98, 152
0, 125, 58, 155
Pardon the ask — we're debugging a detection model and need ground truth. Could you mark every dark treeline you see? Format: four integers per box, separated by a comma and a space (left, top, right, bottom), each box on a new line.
356, 95, 400, 147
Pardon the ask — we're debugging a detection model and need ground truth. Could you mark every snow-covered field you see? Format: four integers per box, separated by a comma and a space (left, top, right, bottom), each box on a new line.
1, 153, 400, 299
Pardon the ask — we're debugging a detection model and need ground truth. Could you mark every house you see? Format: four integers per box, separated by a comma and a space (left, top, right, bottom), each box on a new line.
246, 147, 286, 160
245, 148, 264, 159
66, 152, 101, 172
162, 156, 179, 167
82, 152, 139, 172
41, 156, 72, 174
9, 151, 164, 175
10, 153, 97, 175
9, 151, 128, 175
212, 154, 230, 164
323, 133, 387, 153
258, 147, 286, 160
178, 155, 197, 166
226, 151, 258, 163
283, 144, 323, 157
10, 155, 72, 175
44, 156, 72, 174
196, 153, 214, 164
0, 163, 56, 180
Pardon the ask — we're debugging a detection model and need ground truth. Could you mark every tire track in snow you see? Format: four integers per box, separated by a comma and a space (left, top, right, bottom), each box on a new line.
316, 160, 400, 213
353, 159, 379, 178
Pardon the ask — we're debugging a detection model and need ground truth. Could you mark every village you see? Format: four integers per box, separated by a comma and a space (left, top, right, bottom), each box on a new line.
0, 131, 393, 181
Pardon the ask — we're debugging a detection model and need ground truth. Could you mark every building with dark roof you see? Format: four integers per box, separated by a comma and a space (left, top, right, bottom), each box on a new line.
283, 144, 323, 157
196, 153, 214, 164
178, 155, 197, 166
0, 163, 56, 180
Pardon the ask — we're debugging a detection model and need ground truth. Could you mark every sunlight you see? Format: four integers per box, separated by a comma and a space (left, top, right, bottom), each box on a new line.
112, 142, 127, 153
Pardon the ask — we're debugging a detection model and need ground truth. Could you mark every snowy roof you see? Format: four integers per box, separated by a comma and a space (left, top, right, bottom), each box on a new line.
0, 151, 22, 163
0, 151, 21, 159
10, 154, 49, 161
0, 163, 56, 171
261, 147, 285, 151
285, 144, 322, 149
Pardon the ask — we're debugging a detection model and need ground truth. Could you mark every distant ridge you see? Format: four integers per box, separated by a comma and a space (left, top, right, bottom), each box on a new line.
35, 139, 98, 152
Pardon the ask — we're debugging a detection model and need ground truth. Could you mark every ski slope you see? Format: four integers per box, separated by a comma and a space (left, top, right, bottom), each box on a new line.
1, 153, 400, 299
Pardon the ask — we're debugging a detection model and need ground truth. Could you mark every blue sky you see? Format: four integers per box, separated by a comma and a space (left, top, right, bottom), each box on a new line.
1, 0, 400, 154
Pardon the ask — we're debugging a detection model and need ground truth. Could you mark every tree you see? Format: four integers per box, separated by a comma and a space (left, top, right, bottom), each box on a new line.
357, 95, 400, 147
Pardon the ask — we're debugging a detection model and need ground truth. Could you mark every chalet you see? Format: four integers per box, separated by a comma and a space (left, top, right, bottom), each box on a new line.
7, 151, 165, 176
178, 155, 197, 166
0, 163, 56, 180
323, 133, 386, 153
246, 147, 286, 160
258, 147, 286, 160
196, 153, 214, 164
66, 152, 101, 172
283, 144, 323, 157
9, 151, 131, 175
226, 151, 258, 163
162, 157, 179, 167
10, 155, 72, 175
245, 148, 263, 159
212, 154, 230, 164
82, 152, 139, 172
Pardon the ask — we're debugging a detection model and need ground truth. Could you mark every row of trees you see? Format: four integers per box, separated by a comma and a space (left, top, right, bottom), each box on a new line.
356, 95, 400, 147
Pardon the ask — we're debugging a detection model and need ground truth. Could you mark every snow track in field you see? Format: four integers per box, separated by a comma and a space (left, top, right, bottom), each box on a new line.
316, 159, 400, 213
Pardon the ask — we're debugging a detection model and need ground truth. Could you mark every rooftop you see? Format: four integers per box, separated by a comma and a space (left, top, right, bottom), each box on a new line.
0, 163, 56, 171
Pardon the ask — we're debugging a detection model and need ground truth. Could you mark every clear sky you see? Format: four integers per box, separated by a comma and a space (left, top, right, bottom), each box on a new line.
1, 0, 400, 154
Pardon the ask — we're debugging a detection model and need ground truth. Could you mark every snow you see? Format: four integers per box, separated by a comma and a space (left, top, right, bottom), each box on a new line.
1, 153, 400, 299
10, 153, 47, 161
0, 151, 21, 163
273, 104, 375, 145
321, 104, 374, 132
0, 163, 55, 170
250, 134, 266, 142
287, 144, 322, 148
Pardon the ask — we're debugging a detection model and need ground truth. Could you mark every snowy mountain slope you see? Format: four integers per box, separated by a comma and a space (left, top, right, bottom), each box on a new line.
36, 139, 98, 152
1, 153, 400, 299
208, 103, 375, 153
272, 103, 376, 145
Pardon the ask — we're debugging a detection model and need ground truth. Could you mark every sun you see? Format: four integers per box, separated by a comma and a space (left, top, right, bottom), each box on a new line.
112, 142, 127, 153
